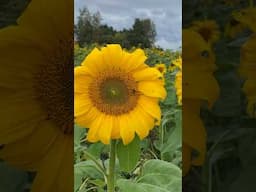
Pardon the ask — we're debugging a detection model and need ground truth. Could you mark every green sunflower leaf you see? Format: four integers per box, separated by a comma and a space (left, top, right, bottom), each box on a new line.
116, 136, 140, 172
117, 159, 181, 192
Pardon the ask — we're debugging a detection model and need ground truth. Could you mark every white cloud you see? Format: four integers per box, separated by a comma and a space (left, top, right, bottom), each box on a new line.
156, 38, 180, 50
75, 0, 181, 49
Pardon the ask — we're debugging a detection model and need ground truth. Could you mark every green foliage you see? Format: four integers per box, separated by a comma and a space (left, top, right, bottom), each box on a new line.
117, 160, 181, 192
116, 136, 141, 172
0, 0, 30, 28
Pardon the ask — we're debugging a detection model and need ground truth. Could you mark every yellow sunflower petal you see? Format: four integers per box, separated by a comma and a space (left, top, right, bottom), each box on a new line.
18, 0, 73, 42
111, 117, 121, 139
30, 135, 69, 192
0, 121, 59, 171
183, 69, 219, 107
138, 95, 161, 125
74, 66, 93, 93
183, 99, 206, 165
87, 113, 113, 144
0, 100, 45, 144
132, 107, 155, 139
122, 49, 147, 72
133, 68, 163, 81
119, 115, 135, 145
138, 81, 167, 100
101, 44, 123, 69
57, 138, 73, 192
75, 94, 92, 117
98, 115, 113, 145
81, 48, 104, 74
75, 107, 100, 129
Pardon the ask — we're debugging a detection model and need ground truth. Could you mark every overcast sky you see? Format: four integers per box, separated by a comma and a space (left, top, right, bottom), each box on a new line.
74, 0, 181, 50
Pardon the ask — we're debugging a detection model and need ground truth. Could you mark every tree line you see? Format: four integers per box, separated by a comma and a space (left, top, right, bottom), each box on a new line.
74, 7, 157, 49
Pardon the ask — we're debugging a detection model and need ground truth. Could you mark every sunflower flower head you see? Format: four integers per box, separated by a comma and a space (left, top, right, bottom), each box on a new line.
154, 63, 167, 74
190, 20, 220, 45
182, 29, 219, 176
224, 17, 246, 38
232, 7, 256, 32
75, 44, 167, 145
240, 35, 256, 118
169, 56, 182, 72
175, 70, 182, 105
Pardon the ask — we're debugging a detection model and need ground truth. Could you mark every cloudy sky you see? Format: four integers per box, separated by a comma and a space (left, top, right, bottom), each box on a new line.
75, 0, 181, 50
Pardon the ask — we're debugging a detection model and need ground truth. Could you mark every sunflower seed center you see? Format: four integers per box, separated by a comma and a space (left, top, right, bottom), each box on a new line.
89, 69, 139, 115
34, 38, 73, 135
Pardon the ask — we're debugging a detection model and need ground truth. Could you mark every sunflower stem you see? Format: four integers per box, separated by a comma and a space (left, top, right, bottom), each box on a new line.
249, 0, 253, 7
107, 140, 116, 192
160, 124, 164, 160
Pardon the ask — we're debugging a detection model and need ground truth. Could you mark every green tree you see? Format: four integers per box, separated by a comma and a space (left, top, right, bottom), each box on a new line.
128, 18, 156, 48
74, 7, 102, 47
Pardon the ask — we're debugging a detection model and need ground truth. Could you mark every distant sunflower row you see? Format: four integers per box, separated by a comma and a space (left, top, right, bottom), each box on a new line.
182, 4, 256, 176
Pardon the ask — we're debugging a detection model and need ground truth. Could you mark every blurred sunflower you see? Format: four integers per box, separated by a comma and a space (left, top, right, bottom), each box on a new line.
240, 34, 256, 117
173, 56, 182, 105
175, 71, 182, 105
75, 44, 167, 145
183, 100, 206, 175
154, 63, 167, 74
190, 20, 220, 45
182, 29, 219, 176
169, 56, 182, 72
0, 0, 73, 191
221, 0, 241, 6
224, 17, 246, 38
232, 7, 256, 32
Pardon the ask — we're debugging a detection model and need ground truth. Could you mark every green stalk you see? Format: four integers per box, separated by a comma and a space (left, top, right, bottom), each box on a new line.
249, 0, 253, 7
160, 123, 164, 160
107, 140, 116, 192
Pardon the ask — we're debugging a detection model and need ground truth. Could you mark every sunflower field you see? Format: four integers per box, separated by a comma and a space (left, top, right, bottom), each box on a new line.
183, 1, 256, 192
74, 44, 182, 192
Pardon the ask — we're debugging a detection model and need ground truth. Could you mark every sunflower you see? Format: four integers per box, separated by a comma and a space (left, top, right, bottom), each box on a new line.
224, 17, 246, 38
154, 63, 167, 74
174, 57, 182, 105
240, 34, 256, 117
232, 7, 256, 32
183, 99, 206, 176
182, 29, 219, 176
190, 20, 220, 45
0, 0, 73, 191
169, 56, 182, 72
75, 44, 167, 145
175, 71, 182, 105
